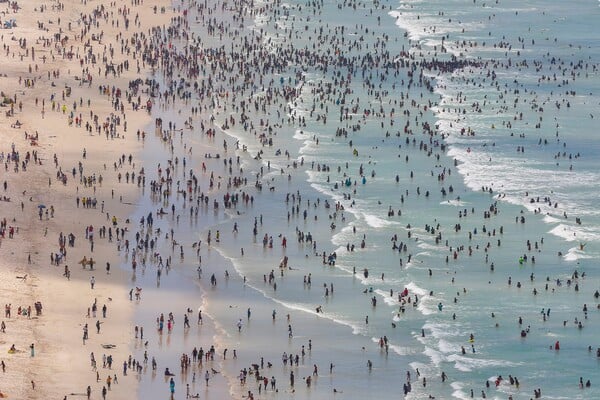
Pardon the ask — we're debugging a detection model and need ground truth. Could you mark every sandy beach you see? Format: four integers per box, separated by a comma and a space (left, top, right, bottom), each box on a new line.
0, 0, 232, 398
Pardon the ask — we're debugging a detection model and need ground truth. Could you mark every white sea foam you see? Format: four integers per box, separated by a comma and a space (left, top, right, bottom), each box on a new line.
417, 298, 438, 315
422, 322, 462, 339
441, 199, 467, 207
423, 346, 445, 366
405, 281, 429, 296
446, 354, 521, 372
438, 338, 457, 354
389, 8, 484, 42
374, 289, 398, 306
417, 241, 442, 251
543, 214, 563, 224
331, 225, 355, 246
415, 252, 431, 258
563, 246, 594, 261
450, 380, 472, 400
549, 224, 600, 243
388, 343, 415, 356
362, 212, 400, 228
249, 281, 368, 335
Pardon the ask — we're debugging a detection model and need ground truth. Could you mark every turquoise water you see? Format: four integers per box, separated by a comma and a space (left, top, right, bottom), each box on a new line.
127, 0, 600, 399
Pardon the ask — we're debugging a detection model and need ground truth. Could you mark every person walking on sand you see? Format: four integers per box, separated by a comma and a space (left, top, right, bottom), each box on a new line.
83, 324, 88, 344
90, 276, 95, 289
205, 370, 210, 385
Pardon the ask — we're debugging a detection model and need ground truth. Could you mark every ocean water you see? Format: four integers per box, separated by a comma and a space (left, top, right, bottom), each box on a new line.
126, 0, 600, 399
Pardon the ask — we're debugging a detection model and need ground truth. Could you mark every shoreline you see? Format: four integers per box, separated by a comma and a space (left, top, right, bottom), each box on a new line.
1, 0, 599, 399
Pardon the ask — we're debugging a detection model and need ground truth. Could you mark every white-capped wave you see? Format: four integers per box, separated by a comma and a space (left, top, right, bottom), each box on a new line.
362, 212, 401, 228
446, 353, 521, 372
